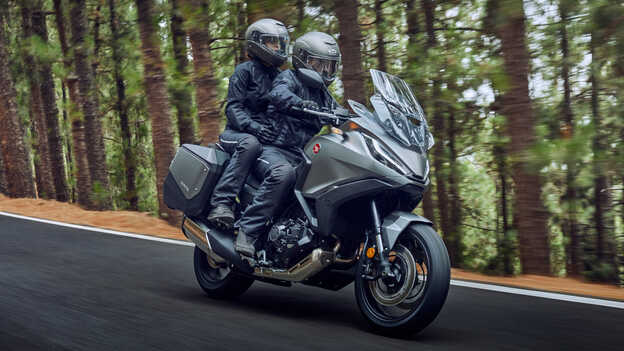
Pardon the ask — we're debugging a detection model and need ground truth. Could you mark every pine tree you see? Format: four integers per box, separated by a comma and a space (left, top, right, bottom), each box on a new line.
0, 8, 36, 198
135, 0, 179, 224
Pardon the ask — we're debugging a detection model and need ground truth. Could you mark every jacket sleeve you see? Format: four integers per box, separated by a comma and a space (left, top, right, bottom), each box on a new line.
269, 72, 303, 113
225, 65, 262, 132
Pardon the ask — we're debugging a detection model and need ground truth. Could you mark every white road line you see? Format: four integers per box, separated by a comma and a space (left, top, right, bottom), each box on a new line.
1, 211, 623, 309
450, 279, 624, 309
0, 211, 193, 247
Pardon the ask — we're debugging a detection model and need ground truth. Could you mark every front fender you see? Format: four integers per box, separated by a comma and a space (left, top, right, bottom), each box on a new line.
381, 211, 432, 250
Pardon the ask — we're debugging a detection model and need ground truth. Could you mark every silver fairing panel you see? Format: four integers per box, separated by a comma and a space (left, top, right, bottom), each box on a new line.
301, 125, 428, 198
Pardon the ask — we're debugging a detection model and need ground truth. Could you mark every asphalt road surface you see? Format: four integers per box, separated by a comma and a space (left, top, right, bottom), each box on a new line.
1, 215, 622, 351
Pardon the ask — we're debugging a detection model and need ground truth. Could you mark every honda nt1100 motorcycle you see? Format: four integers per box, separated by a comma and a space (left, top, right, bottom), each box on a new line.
163, 69, 450, 334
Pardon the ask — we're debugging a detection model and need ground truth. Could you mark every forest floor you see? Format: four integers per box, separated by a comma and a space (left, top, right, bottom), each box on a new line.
1, 194, 622, 301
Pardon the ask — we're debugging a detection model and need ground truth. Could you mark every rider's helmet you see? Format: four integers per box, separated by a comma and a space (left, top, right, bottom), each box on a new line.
292, 32, 341, 86
245, 18, 290, 67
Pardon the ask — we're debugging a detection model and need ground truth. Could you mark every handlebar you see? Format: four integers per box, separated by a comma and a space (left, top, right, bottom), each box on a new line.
291, 106, 356, 127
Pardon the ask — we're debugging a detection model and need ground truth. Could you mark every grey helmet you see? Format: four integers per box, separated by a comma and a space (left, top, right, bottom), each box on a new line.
292, 32, 341, 86
245, 18, 290, 67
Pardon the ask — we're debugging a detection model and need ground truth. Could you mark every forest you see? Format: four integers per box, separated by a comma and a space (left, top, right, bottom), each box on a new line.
0, 0, 622, 285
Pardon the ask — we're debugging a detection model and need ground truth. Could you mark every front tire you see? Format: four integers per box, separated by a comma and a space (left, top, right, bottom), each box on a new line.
354, 224, 450, 335
193, 246, 254, 299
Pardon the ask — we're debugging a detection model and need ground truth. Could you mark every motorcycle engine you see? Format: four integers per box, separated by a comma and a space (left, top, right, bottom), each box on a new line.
265, 217, 315, 269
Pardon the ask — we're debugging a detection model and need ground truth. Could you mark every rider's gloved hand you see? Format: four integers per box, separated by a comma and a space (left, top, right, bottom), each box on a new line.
299, 100, 320, 111
257, 126, 278, 144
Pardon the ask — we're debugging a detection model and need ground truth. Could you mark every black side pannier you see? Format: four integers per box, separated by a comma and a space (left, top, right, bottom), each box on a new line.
163, 144, 229, 217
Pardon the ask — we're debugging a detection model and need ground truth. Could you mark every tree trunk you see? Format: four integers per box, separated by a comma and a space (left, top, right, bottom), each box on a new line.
432, 80, 452, 251
92, 1, 102, 77
183, 0, 221, 144
21, 2, 56, 200
335, 0, 365, 105
135, 0, 179, 224
406, 0, 419, 44
375, 0, 387, 72
109, 0, 138, 211
32, 7, 69, 202
558, 1, 581, 276
69, 0, 112, 209
494, 141, 513, 275
170, 0, 198, 145
53, 0, 92, 208
60, 81, 76, 202
447, 98, 463, 267
496, 0, 550, 275
0, 13, 36, 198
589, 33, 617, 282
236, 0, 246, 65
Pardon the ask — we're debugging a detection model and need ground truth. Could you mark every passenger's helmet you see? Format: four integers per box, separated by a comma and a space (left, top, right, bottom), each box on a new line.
245, 18, 290, 67
292, 32, 341, 86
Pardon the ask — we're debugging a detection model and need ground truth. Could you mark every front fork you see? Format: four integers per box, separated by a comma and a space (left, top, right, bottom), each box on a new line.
361, 200, 396, 281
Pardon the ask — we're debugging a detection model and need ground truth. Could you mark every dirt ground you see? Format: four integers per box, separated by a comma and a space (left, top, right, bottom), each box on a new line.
1, 194, 622, 301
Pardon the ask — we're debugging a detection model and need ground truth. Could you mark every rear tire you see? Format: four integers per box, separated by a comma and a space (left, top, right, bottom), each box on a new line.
193, 246, 254, 299
354, 224, 450, 335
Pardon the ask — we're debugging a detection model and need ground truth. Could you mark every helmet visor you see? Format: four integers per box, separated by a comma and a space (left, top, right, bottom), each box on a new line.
306, 55, 339, 81
260, 34, 289, 56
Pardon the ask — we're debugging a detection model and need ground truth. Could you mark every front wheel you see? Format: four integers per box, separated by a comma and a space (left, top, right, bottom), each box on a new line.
193, 246, 254, 299
354, 224, 450, 335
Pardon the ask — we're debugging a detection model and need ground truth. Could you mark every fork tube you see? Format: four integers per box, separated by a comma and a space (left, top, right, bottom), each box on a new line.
371, 200, 392, 278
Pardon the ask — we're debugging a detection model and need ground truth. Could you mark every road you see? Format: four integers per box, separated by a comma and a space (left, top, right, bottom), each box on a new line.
1, 215, 622, 350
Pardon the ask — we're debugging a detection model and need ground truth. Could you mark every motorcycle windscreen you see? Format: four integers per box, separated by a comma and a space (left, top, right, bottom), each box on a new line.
369, 69, 434, 151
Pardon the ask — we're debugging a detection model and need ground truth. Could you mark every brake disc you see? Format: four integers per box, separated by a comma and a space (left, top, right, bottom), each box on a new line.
367, 245, 417, 306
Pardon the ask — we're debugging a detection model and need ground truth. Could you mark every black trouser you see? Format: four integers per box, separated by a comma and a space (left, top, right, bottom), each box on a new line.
210, 129, 262, 208
237, 146, 300, 238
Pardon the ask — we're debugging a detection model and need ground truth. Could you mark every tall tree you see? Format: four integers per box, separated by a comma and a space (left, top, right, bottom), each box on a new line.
558, 0, 581, 276
375, 0, 387, 72
53, 0, 92, 208
135, 0, 179, 223
420, 0, 456, 263
335, 0, 365, 105
182, 0, 221, 144
404, 0, 435, 221
21, 1, 56, 199
170, 0, 198, 145
109, 0, 138, 210
589, 32, 617, 281
69, 0, 112, 209
32, 5, 69, 202
492, 0, 551, 275
235, 0, 246, 65
0, 9, 36, 198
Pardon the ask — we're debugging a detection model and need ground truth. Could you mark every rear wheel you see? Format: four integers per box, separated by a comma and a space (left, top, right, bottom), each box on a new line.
193, 246, 254, 299
354, 224, 450, 335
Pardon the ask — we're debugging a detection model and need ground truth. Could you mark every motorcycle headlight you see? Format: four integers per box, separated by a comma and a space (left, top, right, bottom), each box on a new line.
362, 134, 410, 175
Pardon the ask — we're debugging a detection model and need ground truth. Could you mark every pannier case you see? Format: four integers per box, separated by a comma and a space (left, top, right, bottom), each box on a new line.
163, 144, 229, 216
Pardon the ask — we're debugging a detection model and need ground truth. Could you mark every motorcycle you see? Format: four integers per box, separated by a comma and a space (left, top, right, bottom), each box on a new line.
163, 69, 450, 334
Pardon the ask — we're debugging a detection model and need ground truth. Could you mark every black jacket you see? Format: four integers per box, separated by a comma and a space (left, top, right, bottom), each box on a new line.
225, 59, 280, 134
266, 69, 338, 150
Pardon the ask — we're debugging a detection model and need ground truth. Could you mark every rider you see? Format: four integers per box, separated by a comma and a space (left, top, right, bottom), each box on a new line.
234, 31, 341, 257
206, 18, 289, 227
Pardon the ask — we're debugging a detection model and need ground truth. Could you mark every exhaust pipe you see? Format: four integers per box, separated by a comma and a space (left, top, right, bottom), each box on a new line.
253, 243, 339, 282
183, 216, 339, 281
182, 217, 251, 273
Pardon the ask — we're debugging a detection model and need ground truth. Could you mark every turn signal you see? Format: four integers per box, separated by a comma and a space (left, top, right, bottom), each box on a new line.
366, 247, 376, 258
330, 127, 343, 135
344, 121, 359, 131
